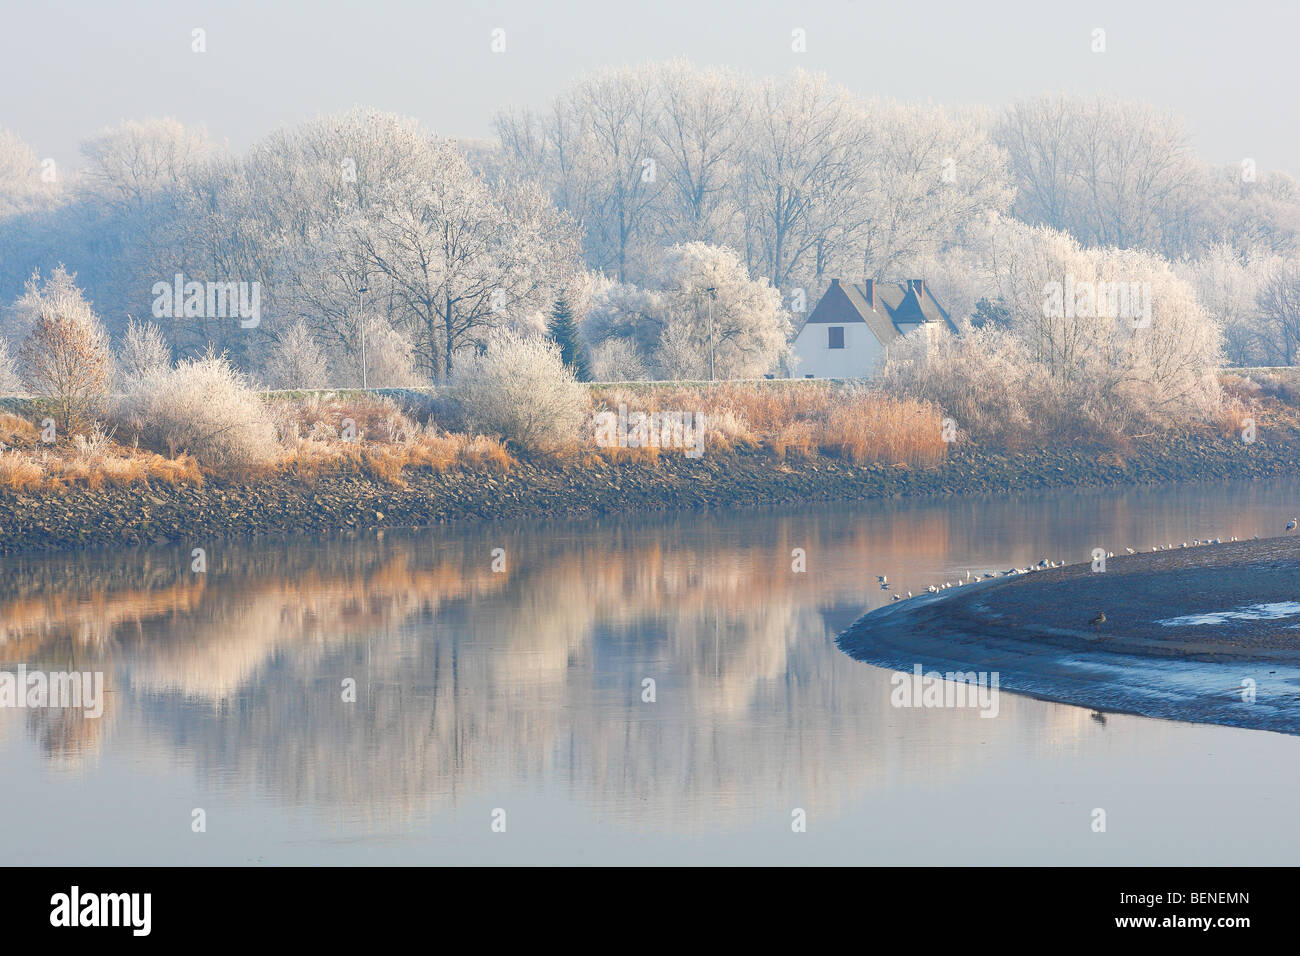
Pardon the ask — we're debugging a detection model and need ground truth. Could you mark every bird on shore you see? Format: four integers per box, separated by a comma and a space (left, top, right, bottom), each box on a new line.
892, 594, 902, 601
1287, 518, 1297, 533
1089, 611, 1107, 632
926, 585, 938, 593
878, 574, 887, 585
1125, 548, 1135, 554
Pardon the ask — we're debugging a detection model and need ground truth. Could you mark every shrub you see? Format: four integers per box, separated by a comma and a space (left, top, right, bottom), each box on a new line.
263, 320, 328, 389
589, 338, 650, 382
117, 349, 280, 473
117, 317, 171, 384
451, 328, 588, 450
877, 327, 1044, 445
0, 336, 22, 395
0, 450, 43, 490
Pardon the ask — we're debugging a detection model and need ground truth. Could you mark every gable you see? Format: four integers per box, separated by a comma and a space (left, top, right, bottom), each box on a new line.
802, 279, 900, 346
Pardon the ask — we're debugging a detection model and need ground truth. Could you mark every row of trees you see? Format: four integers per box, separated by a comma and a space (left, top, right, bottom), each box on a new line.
0, 112, 581, 384
3, 62, 1300, 432
495, 63, 1010, 291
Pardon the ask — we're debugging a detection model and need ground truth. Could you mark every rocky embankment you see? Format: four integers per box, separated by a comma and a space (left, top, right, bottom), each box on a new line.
2, 429, 1299, 554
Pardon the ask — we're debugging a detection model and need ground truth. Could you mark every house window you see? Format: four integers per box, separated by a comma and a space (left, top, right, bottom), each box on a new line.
828, 326, 845, 349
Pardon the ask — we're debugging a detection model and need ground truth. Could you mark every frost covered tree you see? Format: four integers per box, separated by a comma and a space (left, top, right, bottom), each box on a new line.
262, 319, 328, 389
1178, 244, 1277, 366
498, 65, 663, 282
355, 141, 579, 377
653, 243, 789, 379
0, 336, 23, 394
983, 218, 1222, 430
588, 337, 649, 382
80, 118, 213, 211
995, 96, 1200, 255
11, 267, 113, 433
118, 348, 279, 470
1256, 260, 1300, 366
739, 70, 870, 290
0, 128, 59, 217
118, 316, 172, 383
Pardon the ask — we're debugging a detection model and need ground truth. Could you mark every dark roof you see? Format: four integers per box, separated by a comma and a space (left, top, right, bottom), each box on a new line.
801, 278, 957, 340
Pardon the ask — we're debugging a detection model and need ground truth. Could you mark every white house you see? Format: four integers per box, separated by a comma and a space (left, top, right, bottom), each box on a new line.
791, 278, 957, 379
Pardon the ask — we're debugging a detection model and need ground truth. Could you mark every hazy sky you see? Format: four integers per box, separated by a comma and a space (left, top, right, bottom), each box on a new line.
3, 0, 1297, 174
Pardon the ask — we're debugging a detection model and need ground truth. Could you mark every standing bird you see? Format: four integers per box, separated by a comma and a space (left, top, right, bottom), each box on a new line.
1287, 518, 1297, 534
1089, 611, 1107, 632
878, 574, 890, 590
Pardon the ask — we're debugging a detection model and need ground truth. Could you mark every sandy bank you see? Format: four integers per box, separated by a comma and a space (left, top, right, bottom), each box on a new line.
837, 536, 1300, 734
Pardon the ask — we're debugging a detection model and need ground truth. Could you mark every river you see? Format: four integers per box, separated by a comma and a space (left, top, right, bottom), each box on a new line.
3, 477, 1299, 864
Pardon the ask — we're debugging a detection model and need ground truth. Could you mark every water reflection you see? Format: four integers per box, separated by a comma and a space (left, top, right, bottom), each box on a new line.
3, 479, 1300, 859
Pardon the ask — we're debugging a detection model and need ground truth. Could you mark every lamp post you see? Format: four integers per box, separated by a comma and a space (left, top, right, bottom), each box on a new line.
705, 286, 717, 383
359, 285, 368, 390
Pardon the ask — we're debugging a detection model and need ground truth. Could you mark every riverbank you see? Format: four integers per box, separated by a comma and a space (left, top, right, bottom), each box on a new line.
3, 426, 1300, 554
837, 535, 1300, 735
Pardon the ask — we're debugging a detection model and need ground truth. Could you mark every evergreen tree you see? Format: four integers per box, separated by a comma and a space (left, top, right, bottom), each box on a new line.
547, 297, 590, 381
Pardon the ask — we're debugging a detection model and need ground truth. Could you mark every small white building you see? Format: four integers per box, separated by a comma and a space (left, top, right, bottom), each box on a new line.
791, 278, 956, 379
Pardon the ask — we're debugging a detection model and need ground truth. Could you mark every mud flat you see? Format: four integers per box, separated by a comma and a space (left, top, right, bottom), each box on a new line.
837, 536, 1300, 734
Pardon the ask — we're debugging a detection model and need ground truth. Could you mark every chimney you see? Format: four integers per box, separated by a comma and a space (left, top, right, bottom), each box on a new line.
863, 278, 875, 310
908, 278, 925, 298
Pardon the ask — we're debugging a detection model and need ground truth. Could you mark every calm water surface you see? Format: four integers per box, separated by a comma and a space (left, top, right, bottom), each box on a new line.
3, 478, 1300, 865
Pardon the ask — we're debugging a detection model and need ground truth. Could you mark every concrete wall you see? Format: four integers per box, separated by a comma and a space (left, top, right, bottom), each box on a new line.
791, 323, 884, 379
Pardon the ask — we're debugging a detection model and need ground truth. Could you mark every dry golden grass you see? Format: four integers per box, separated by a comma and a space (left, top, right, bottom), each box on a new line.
2, 383, 944, 493
588, 383, 945, 467
0, 450, 44, 491
278, 429, 513, 487
0, 444, 202, 492
0, 413, 41, 448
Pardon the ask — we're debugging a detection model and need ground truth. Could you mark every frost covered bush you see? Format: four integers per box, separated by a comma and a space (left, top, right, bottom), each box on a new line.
118, 349, 279, 471
589, 338, 650, 382
0, 336, 22, 395
878, 327, 1047, 445
980, 218, 1224, 435
263, 319, 328, 389
117, 317, 171, 384
451, 328, 588, 449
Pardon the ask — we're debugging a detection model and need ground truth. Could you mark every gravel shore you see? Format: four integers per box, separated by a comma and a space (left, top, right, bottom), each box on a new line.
2, 429, 1299, 555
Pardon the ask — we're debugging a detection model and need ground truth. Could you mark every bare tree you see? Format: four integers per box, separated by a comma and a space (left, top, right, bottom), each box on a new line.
1256, 261, 1300, 366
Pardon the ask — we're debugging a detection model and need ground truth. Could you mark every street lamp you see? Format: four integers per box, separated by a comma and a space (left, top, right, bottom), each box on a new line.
705, 286, 717, 383
359, 285, 368, 390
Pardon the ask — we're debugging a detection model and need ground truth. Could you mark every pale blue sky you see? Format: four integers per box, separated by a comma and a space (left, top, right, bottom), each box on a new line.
3, 0, 1296, 173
